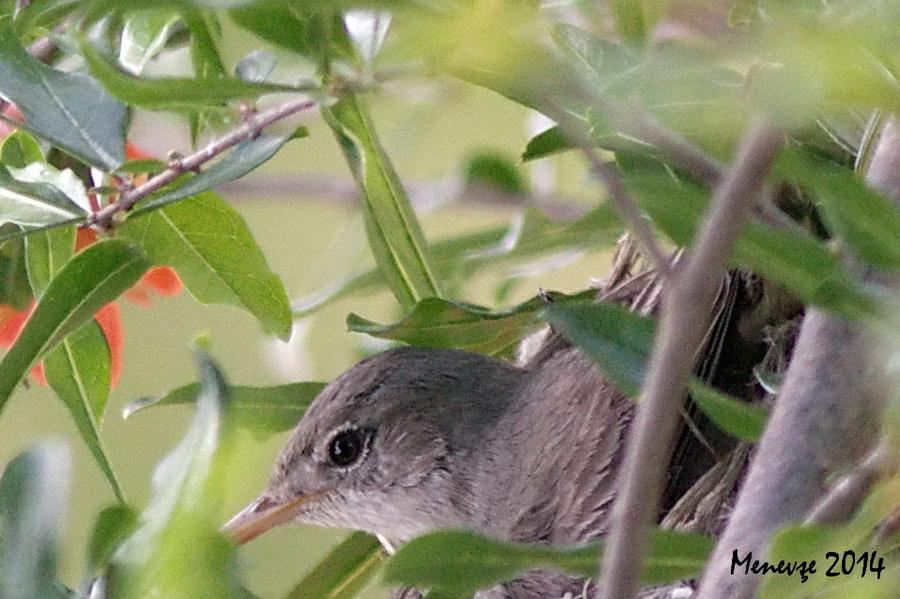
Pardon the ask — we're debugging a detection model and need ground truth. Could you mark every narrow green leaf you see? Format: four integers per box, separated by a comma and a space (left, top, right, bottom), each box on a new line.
687, 379, 769, 442
521, 126, 571, 162
463, 152, 526, 195
543, 302, 655, 397
229, 4, 348, 65
24, 225, 75, 297
0, 164, 87, 228
87, 504, 139, 574
0, 239, 150, 415
124, 380, 327, 437
128, 134, 297, 217
0, 443, 70, 599
119, 191, 292, 339
0, 15, 125, 169
78, 34, 300, 110
0, 234, 33, 310
13, 0, 82, 37
284, 532, 384, 599
348, 291, 595, 358
641, 528, 715, 584
324, 95, 443, 311
1, 130, 44, 167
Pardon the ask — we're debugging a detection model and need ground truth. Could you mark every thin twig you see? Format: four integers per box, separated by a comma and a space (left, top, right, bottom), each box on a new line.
597, 119, 784, 599
89, 97, 317, 229
804, 444, 896, 525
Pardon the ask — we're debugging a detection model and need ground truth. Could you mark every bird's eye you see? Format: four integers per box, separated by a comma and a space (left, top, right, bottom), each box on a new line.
327, 428, 370, 468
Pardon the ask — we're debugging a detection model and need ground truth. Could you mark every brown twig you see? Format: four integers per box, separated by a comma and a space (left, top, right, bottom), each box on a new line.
597, 118, 784, 599
88, 97, 317, 230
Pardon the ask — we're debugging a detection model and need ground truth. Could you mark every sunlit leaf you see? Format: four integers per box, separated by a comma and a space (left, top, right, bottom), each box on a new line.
118, 9, 182, 75
0, 165, 87, 228
124, 380, 327, 437
0, 443, 70, 599
1, 130, 44, 168
284, 532, 384, 599
324, 95, 443, 311
0, 239, 150, 415
87, 504, 139, 574
0, 15, 125, 169
463, 151, 526, 195
120, 191, 292, 340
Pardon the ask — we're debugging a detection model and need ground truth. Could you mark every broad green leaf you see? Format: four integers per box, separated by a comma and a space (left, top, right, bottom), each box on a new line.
9, 162, 92, 212
0, 164, 87, 228
0, 234, 32, 310
87, 504, 139, 574
24, 224, 74, 297
0, 15, 125, 169
348, 290, 595, 358
0, 443, 70, 599
284, 532, 384, 599
686, 380, 769, 442
109, 350, 249, 599
384, 529, 712, 595
128, 134, 300, 217
543, 302, 655, 397
463, 151, 526, 195
119, 191, 292, 339
1, 130, 44, 167
123, 380, 327, 437
324, 95, 443, 311
44, 322, 122, 501
79, 34, 301, 110
777, 149, 900, 270
118, 9, 182, 75
521, 126, 570, 162
0, 239, 150, 415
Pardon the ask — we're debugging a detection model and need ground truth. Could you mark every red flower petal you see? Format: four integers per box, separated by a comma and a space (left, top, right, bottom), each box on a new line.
143, 267, 182, 296
125, 141, 157, 161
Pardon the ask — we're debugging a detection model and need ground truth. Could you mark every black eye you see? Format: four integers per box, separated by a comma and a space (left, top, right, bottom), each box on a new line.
327, 428, 370, 467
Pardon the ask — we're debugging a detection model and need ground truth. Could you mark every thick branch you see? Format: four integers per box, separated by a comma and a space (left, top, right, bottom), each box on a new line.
696, 116, 900, 599
597, 119, 784, 599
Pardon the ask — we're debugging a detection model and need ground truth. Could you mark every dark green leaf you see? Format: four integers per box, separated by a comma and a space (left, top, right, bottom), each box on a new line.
348, 291, 595, 357
521, 126, 570, 162
0, 235, 32, 310
463, 152, 526, 195
229, 4, 345, 65
686, 380, 769, 442
543, 301, 654, 397
1, 130, 44, 167
0, 164, 87, 228
128, 134, 297, 216
0, 443, 69, 599
0, 15, 125, 169
0, 239, 150, 416
79, 34, 300, 110
284, 532, 384, 599
324, 95, 443, 311
123, 380, 327, 436
87, 504, 138, 574
119, 191, 292, 339
24, 225, 74, 297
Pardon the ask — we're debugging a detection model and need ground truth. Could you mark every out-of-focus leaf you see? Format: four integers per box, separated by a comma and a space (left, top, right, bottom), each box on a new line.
118, 9, 182, 75
284, 532, 384, 599
343, 9, 391, 68
124, 380, 327, 437
120, 191, 292, 340
0, 235, 32, 310
463, 151, 526, 195
324, 95, 443, 310
87, 504, 139, 574
229, 4, 349, 66
0, 239, 149, 415
128, 134, 299, 217
384, 529, 712, 595
686, 379, 769, 442
0, 165, 87, 228
79, 34, 299, 110
235, 50, 277, 84
521, 126, 570, 162
0, 15, 125, 169
13, 0, 81, 36
543, 301, 654, 397
109, 349, 250, 599
348, 290, 595, 358
0, 442, 70, 599
1, 130, 44, 168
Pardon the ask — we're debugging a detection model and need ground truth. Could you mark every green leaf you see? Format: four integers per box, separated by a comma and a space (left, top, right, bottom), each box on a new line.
229, 4, 347, 66
0, 164, 87, 228
348, 290, 595, 358
0, 235, 33, 310
128, 134, 298, 217
324, 95, 443, 311
521, 126, 570, 162
24, 224, 75, 297
118, 9, 182, 75
119, 191, 292, 339
543, 302, 655, 397
1, 130, 44, 167
463, 151, 526, 195
284, 532, 384, 599
109, 349, 249, 599
0, 443, 70, 599
0, 15, 125, 169
87, 504, 139, 574
235, 50, 278, 84
13, 0, 82, 37
0, 239, 150, 416
686, 379, 769, 442
384, 529, 712, 595
609, 0, 649, 49
123, 380, 327, 437
78, 33, 301, 110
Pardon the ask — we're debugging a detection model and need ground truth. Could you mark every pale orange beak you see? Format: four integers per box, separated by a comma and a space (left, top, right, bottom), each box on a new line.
222, 490, 327, 545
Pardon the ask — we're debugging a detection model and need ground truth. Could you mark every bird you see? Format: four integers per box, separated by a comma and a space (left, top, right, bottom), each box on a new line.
223, 342, 636, 599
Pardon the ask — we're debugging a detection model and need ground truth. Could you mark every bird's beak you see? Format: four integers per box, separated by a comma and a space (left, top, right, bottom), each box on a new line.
222, 490, 326, 545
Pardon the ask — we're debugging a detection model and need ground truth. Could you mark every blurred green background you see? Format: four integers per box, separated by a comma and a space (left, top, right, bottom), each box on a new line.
0, 80, 610, 597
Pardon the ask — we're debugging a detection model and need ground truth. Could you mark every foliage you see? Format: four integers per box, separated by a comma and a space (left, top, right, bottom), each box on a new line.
0, 0, 899, 598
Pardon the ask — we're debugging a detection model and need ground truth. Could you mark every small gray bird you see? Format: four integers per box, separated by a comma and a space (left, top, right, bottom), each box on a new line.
224, 343, 635, 598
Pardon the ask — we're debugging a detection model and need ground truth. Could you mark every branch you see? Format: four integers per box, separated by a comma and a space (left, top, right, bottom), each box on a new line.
88, 97, 317, 230
696, 116, 900, 599
597, 119, 784, 599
